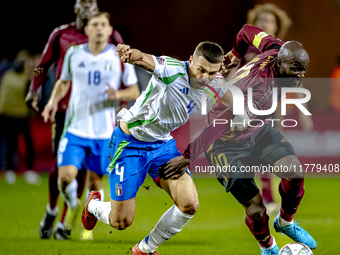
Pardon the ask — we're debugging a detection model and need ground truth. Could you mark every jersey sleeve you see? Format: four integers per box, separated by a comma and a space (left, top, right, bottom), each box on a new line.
121, 63, 138, 86
29, 26, 63, 91
231, 25, 284, 59
59, 47, 75, 81
151, 56, 187, 85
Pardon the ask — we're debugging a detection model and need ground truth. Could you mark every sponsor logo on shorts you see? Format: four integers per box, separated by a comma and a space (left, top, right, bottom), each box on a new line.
116, 184, 123, 196
156, 57, 165, 65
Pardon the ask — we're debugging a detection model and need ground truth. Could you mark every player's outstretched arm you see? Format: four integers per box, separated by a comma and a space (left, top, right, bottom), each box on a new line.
116, 44, 155, 72
41, 79, 70, 123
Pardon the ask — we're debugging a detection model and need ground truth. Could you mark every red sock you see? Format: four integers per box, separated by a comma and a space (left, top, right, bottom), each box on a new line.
76, 168, 87, 199
245, 212, 272, 247
48, 163, 59, 209
261, 175, 274, 204
279, 178, 305, 222
60, 202, 68, 224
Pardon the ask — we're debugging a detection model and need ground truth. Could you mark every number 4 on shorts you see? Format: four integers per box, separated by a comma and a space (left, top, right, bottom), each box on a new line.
115, 164, 124, 182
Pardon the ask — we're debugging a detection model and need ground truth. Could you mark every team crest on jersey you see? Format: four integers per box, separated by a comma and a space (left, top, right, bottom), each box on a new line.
245, 103, 258, 118
116, 184, 123, 196
105, 60, 113, 71
156, 57, 165, 65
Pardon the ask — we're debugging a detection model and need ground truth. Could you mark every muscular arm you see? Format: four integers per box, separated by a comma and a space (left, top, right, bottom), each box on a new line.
26, 26, 62, 110
116, 44, 155, 72
30, 27, 62, 91
49, 79, 71, 105
231, 24, 284, 60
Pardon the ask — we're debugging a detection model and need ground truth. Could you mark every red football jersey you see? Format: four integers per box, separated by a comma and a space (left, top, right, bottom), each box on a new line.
207, 24, 284, 143
184, 25, 285, 159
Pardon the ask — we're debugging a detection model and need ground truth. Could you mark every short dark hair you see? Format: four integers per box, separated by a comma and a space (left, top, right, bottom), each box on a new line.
193, 41, 224, 64
88, 11, 111, 25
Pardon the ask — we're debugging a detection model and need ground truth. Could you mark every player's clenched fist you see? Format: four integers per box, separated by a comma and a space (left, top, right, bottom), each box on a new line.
116, 44, 142, 64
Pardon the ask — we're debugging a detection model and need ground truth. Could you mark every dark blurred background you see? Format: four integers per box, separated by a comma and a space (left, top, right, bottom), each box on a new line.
0, 0, 340, 175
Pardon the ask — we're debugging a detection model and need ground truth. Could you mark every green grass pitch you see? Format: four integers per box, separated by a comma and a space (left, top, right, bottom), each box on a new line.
0, 173, 339, 254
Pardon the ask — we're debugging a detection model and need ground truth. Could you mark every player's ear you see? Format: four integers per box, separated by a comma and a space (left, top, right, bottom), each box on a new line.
189, 55, 193, 65
84, 26, 88, 36
277, 59, 282, 68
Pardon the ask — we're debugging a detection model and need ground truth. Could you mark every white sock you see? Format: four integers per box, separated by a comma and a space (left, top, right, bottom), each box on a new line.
58, 179, 78, 210
139, 205, 194, 253
46, 203, 59, 216
88, 200, 111, 225
278, 214, 293, 227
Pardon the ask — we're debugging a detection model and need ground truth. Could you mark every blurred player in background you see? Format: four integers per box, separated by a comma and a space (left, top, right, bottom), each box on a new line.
164, 25, 317, 255
81, 41, 235, 255
42, 11, 139, 241
26, 0, 125, 240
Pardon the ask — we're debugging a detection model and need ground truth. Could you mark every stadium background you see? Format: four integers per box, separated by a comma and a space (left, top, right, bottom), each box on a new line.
0, 0, 340, 254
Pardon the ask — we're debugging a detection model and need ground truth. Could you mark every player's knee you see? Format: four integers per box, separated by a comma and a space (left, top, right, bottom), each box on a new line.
245, 203, 266, 218
177, 199, 199, 215
109, 215, 133, 230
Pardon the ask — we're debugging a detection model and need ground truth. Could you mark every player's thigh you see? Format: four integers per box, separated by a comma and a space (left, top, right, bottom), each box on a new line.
253, 126, 301, 179
273, 155, 304, 179
149, 138, 186, 188
205, 141, 254, 193
229, 178, 260, 205
160, 173, 199, 215
84, 138, 111, 176
110, 197, 136, 227
109, 154, 151, 202
57, 133, 86, 180
58, 165, 78, 182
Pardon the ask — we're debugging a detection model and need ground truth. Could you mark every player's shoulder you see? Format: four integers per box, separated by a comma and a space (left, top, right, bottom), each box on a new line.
158, 56, 186, 71
67, 43, 86, 55
49, 22, 75, 38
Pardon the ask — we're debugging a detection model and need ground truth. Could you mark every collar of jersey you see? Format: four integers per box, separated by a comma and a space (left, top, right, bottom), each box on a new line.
84, 43, 111, 55
185, 61, 191, 86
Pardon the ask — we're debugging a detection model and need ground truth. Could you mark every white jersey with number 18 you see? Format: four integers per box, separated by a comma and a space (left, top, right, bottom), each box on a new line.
60, 43, 138, 139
